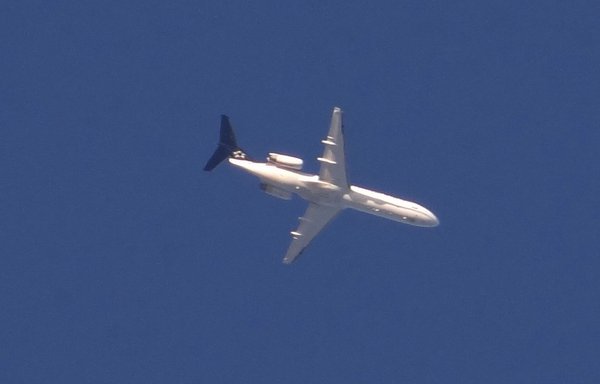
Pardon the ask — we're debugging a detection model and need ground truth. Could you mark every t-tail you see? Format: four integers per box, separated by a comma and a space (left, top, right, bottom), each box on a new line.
204, 115, 248, 171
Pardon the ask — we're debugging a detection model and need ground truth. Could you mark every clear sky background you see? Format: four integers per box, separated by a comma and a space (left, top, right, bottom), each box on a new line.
2, 1, 599, 383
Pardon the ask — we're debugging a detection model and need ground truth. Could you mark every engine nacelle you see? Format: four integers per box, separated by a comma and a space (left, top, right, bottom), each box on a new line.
259, 183, 292, 200
267, 153, 303, 170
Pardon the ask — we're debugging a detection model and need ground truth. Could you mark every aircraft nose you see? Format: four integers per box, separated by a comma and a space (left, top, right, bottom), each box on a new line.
428, 212, 440, 227
420, 209, 439, 227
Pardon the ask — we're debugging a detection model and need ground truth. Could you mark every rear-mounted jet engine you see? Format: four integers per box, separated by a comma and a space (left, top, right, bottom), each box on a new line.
267, 153, 303, 170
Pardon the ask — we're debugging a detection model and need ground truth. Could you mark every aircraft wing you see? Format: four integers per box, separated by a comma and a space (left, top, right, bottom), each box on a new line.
283, 203, 341, 264
318, 107, 349, 187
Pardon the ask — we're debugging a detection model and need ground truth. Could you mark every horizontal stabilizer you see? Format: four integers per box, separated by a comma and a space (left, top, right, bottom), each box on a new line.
218, 115, 237, 151
204, 115, 246, 171
204, 145, 231, 171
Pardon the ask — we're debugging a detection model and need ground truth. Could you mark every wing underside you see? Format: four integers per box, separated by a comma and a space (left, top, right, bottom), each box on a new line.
318, 107, 348, 187
282, 107, 348, 264
282, 203, 341, 264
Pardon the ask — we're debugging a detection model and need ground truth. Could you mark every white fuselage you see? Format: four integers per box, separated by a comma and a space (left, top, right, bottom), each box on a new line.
229, 158, 439, 227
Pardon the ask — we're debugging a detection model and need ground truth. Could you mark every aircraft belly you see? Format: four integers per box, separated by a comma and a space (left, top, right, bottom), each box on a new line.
234, 161, 301, 194
296, 181, 343, 206
342, 189, 424, 226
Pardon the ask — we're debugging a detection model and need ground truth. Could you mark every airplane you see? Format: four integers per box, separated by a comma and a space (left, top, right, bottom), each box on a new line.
204, 107, 439, 264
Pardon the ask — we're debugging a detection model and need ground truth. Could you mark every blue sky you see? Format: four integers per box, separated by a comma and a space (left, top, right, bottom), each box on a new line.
2, 1, 599, 382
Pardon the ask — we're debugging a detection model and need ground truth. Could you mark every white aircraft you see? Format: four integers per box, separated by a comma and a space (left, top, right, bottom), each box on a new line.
205, 107, 439, 264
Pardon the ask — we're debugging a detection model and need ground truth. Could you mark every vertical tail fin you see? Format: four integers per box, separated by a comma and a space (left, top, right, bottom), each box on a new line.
204, 115, 246, 171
